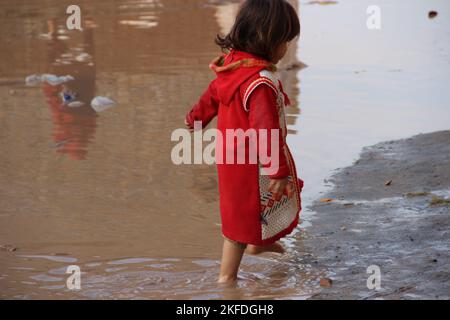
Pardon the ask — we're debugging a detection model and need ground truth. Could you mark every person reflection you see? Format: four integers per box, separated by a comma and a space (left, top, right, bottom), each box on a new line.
43, 17, 98, 160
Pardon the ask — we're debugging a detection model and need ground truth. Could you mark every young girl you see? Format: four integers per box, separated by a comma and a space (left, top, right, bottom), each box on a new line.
185, 0, 304, 283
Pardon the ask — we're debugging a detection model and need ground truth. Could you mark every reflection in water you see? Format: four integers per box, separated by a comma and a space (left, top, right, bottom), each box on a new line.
0, 0, 315, 300
43, 17, 98, 160
214, 1, 240, 36
43, 83, 97, 160
118, 0, 162, 29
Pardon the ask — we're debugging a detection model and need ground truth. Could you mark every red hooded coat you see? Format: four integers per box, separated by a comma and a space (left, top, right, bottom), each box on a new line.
186, 49, 304, 246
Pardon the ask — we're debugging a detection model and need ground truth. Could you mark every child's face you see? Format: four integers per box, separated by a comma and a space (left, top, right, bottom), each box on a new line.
272, 42, 289, 64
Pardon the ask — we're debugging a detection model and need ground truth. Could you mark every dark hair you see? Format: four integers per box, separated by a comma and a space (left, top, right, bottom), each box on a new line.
215, 0, 300, 61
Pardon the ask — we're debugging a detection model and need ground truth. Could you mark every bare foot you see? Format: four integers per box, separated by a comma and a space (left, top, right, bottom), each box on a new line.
245, 242, 286, 255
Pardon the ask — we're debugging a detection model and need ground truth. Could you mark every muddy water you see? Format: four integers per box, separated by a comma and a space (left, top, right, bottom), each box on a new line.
0, 0, 322, 299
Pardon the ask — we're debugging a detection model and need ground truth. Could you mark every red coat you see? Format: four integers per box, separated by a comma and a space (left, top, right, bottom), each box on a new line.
186, 49, 304, 246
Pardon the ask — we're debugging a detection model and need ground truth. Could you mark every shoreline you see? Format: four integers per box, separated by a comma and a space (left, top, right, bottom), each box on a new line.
305, 130, 450, 300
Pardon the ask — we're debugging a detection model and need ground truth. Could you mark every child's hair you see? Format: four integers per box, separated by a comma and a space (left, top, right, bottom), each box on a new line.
215, 0, 300, 62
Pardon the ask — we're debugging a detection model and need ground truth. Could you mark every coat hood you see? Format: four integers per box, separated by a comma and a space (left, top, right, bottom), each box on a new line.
209, 49, 276, 106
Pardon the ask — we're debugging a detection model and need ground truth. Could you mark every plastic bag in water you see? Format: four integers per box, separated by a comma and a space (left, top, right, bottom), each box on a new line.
91, 96, 117, 113
25, 74, 74, 87
25, 75, 42, 86
61, 90, 77, 103
67, 101, 85, 108
41, 74, 75, 86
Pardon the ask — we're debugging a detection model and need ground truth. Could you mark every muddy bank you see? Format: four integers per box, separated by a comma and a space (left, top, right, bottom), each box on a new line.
305, 131, 450, 300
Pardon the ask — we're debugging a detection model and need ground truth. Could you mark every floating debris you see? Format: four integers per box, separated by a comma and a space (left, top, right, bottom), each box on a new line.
343, 203, 355, 207
75, 53, 92, 63
58, 75, 75, 83
25, 74, 42, 86
320, 198, 334, 203
42, 74, 74, 86
119, 20, 158, 29
430, 196, 450, 207
308, 1, 338, 5
38, 33, 52, 40
0, 244, 17, 252
61, 90, 77, 104
60, 89, 85, 107
67, 101, 85, 108
41, 74, 61, 86
428, 11, 438, 19
25, 74, 74, 87
405, 192, 431, 198
91, 96, 117, 113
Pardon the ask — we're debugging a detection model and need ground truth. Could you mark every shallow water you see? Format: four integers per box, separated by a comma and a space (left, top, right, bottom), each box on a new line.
1, 0, 449, 299
293, 0, 450, 205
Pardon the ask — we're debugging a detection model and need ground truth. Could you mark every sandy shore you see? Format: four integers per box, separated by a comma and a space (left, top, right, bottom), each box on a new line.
305, 131, 450, 300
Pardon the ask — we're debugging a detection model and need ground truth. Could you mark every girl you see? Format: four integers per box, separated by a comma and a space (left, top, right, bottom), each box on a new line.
185, 0, 304, 283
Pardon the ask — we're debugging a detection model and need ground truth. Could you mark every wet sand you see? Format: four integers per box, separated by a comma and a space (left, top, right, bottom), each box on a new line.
306, 131, 450, 299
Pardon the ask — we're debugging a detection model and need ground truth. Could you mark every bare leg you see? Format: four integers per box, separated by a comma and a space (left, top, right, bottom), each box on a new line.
246, 241, 286, 255
218, 238, 246, 284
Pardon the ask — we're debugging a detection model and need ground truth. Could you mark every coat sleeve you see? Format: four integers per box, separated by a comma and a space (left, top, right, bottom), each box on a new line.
185, 79, 219, 130
247, 84, 290, 179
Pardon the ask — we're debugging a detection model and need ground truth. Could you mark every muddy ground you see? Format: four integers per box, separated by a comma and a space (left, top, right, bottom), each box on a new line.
305, 130, 450, 300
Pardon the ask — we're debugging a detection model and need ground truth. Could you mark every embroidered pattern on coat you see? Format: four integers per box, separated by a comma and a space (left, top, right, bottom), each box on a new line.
246, 70, 301, 240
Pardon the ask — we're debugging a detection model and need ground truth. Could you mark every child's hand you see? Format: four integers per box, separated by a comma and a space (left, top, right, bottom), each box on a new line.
184, 119, 194, 132
269, 178, 294, 201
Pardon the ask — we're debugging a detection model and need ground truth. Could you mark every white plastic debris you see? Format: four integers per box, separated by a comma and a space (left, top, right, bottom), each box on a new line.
25, 74, 42, 86
42, 74, 75, 86
25, 74, 74, 87
91, 96, 117, 113
61, 90, 77, 104
67, 101, 85, 108
75, 53, 92, 62
59, 75, 75, 83
41, 74, 61, 86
